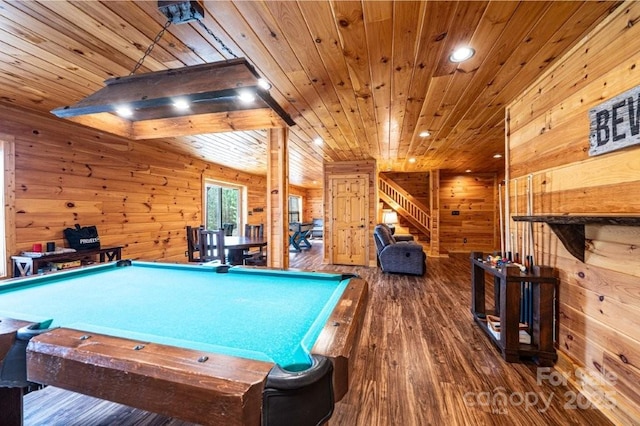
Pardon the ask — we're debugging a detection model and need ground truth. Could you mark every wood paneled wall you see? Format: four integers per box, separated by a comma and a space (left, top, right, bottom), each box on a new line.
507, 2, 640, 423
1, 104, 267, 269
438, 173, 498, 254
305, 188, 324, 221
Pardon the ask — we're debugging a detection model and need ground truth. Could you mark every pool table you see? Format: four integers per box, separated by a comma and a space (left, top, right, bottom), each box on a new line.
0, 261, 368, 426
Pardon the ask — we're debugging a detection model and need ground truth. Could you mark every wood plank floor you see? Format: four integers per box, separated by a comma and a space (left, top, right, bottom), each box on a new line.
22, 240, 613, 425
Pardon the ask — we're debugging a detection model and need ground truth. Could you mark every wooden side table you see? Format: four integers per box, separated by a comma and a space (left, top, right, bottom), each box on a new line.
470, 251, 558, 366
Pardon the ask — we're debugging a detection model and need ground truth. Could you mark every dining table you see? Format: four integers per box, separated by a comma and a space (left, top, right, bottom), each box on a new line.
223, 235, 268, 265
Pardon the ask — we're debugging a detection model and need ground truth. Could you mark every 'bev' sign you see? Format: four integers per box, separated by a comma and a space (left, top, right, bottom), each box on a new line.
589, 86, 640, 156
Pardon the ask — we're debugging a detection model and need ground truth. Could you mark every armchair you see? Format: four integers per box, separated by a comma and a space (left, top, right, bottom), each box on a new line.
373, 224, 426, 276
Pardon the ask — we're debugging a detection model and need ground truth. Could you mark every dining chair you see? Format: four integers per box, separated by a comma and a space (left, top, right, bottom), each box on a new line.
198, 228, 226, 264
244, 224, 266, 266
185, 225, 204, 262
222, 222, 236, 236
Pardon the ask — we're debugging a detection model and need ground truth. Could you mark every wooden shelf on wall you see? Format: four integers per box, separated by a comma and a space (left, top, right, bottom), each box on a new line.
512, 215, 640, 262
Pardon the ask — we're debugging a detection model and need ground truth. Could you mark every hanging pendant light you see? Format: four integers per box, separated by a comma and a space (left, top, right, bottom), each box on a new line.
50, 1, 294, 140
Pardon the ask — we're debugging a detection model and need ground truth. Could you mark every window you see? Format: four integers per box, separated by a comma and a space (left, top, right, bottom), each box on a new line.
204, 180, 243, 236
288, 195, 302, 223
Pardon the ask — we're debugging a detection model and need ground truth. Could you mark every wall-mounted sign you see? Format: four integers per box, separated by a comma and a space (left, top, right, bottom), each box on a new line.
589, 85, 640, 156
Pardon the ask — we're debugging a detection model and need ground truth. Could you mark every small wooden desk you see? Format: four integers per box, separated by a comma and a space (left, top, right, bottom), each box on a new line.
12, 246, 123, 277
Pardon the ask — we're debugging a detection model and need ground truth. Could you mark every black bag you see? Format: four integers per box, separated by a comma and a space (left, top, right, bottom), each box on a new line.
63, 224, 100, 250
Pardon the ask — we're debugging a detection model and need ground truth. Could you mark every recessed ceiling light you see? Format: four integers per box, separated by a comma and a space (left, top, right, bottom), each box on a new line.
493, 153, 503, 159
238, 90, 256, 103
419, 131, 431, 138
465, 169, 472, 173
450, 47, 475, 63
258, 78, 272, 90
115, 106, 133, 117
314, 137, 323, 145
173, 99, 190, 110
408, 157, 416, 163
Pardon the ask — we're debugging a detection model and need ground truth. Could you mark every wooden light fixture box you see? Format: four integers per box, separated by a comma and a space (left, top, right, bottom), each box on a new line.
51, 58, 295, 140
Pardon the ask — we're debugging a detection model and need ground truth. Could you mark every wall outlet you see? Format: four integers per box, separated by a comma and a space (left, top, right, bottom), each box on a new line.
463, 238, 467, 244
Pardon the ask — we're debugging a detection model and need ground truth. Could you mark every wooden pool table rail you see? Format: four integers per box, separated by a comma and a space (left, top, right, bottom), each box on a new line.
27, 328, 272, 426
313, 276, 368, 401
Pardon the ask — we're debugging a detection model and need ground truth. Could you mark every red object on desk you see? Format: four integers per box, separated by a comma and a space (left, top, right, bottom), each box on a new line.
32, 243, 42, 252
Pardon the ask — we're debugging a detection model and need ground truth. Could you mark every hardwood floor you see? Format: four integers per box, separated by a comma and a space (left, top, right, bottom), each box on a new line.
21, 240, 613, 425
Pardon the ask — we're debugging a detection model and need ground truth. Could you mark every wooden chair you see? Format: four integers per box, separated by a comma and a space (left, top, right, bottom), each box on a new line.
244, 224, 266, 266
222, 222, 236, 236
186, 225, 204, 262
198, 228, 226, 264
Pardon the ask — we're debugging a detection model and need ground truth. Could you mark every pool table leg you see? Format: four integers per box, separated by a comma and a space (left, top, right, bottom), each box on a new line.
0, 386, 23, 425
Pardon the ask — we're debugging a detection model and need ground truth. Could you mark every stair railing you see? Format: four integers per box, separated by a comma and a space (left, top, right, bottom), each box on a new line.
378, 174, 431, 237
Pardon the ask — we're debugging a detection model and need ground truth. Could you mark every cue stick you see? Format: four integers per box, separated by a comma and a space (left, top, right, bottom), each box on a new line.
528, 174, 535, 263
504, 180, 513, 261
520, 178, 528, 326
525, 174, 536, 327
513, 178, 519, 263
505, 179, 511, 261
499, 183, 504, 256
510, 232, 514, 261
521, 179, 526, 269
515, 177, 525, 324
504, 176, 511, 259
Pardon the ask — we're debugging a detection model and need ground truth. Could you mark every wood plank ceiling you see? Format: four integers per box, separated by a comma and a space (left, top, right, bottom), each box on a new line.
0, 1, 621, 188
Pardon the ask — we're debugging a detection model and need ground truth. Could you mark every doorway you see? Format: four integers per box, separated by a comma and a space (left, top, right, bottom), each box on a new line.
329, 176, 368, 265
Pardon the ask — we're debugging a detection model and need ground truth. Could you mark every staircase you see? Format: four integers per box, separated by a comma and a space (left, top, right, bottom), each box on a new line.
378, 174, 431, 241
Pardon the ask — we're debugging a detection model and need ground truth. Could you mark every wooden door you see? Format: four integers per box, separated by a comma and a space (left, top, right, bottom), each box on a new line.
330, 176, 368, 265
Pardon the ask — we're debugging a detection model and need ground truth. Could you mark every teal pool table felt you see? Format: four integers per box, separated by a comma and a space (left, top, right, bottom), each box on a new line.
0, 262, 349, 368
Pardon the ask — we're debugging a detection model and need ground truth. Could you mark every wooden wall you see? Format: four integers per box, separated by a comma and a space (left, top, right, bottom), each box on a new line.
507, 2, 640, 423
438, 173, 498, 254
0, 104, 267, 269
305, 187, 324, 221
